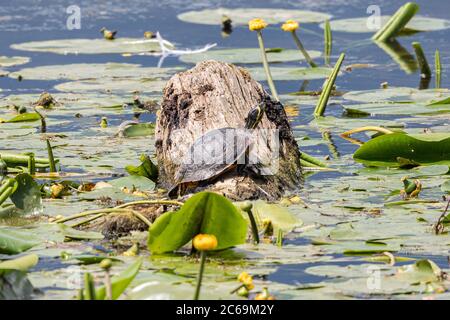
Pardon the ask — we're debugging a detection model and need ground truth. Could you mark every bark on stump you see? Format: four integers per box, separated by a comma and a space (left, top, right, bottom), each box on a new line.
155, 60, 302, 200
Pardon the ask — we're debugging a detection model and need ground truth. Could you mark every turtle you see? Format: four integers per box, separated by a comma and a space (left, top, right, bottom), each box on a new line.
168, 102, 267, 198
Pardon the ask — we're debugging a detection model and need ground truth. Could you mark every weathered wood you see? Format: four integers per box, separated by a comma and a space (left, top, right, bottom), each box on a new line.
155, 60, 302, 200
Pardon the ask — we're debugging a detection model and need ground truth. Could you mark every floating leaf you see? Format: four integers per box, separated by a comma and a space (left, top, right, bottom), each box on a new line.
321, 15, 450, 33
70, 255, 122, 265
396, 259, 443, 284
54, 78, 166, 94
252, 200, 303, 233
248, 66, 333, 81
95, 257, 142, 300
1, 113, 41, 123
9, 63, 179, 81
0, 254, 38, 271
125, 154, 158, 182
148, 192, 248, 254
108, 175, 155, 191
9, 173, 42, 214
179, 48, 321, 64
0, 56, 30, 67
122, 123, 155, 138
353, 133, 450, 167
441, 180, 450, 193
58, 224, 104, 241
11, 38, 170, 55
0, 228, 40, 254
178, 8, 332, 25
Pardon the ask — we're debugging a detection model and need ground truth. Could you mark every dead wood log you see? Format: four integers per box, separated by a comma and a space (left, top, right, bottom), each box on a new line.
155, 60, 302, 200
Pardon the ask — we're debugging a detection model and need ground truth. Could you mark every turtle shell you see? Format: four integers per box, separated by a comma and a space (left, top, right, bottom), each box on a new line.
174, 127, 254, 184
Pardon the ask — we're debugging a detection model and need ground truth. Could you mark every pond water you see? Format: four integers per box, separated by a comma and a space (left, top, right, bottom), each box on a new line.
0, 0, 449, 300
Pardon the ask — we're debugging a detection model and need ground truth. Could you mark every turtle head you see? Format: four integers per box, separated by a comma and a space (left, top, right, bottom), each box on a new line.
245, 102, 266, 129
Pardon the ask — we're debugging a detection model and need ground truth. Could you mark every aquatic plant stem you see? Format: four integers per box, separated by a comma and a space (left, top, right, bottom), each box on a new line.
314, 53, 345, 117
246, 209, 260, 244
291, 31, 317, 67
341, 126, 394, 138
300, 151, 327, 167
372, 2, 419, 42
115, 199, 183, 208
256, 30, 279, 101
55, 208, 132, 223
412, 42, 431, 79
84, 273, 96, 300
104, 270, 112, 300
435, 49, 441, 89
324, 20, 332, 65
193, 251, 206, 300
0, 187, 13, 206
69, 213, 106, 228
46, 139, 57, 173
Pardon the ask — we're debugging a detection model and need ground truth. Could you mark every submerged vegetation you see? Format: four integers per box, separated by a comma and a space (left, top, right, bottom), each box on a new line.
0, 1, 449, 300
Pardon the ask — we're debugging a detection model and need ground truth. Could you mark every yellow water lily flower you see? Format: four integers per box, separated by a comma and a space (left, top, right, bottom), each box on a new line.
193, 234, 218, 251
248, 18, 268, 31
281, 20, 299, 32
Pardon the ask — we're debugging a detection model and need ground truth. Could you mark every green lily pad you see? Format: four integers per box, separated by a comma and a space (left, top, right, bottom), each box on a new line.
252, 200, 303, 232
122, 123, 155, 138
0, 56, 30, 67
69, 255, 122, 265
178, 8, 332, 25
108, 175, 155, 191
11, 38, 170, 55
0, 228, 40, 255
343, 102, 450, 116
343, 88, 450, 103
0, 254, 39, 271
179, 48, 321, 64
321, 15, 450, 33
58, 224, 104, 241
148, 192, 248, 254
1, 113, 41, 123
248, 66, 333, 81
9, 173, 42, 214
441, 180, 450, 193
353, 133, 450, 167
9, 63, 179, 81
54, 78, 166, 94
396, 259, 443, 284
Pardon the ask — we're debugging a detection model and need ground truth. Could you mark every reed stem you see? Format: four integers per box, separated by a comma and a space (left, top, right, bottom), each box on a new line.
435, 49, 441, 89
314, 53, 345, 117
412, 42, 431, 79
46, 139, 57, 173
372, 2, 419, 42
324, 20, 332, 65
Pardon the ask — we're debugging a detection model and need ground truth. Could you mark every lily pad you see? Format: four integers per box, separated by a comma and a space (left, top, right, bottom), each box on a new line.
58, 224, 104, 241
148, 192, 248, 254
122, 123, 155, 138
248, 66, 333, 81
353, 133, 450, 167
179, 48, 321, 64
178, 8, 332, 25
0, 228, 40, 255
9, 63, 179, 81
11, 38, 170, 55
9, 173, 42, 214
54, 78, 166, 94
321, 15, 450, 33
0, 56, 30, 67
0, 254, 39, 271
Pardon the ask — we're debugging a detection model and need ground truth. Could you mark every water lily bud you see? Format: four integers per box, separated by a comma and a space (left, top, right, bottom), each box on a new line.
237, 286, 249, 297
100, 258, 112, 270
281, 20, 299, 32
248, 18, 268, 31
255, 287, 275, 300
239, 201, 253, 212
193, 234, 218, 251
100, 117, 108, 128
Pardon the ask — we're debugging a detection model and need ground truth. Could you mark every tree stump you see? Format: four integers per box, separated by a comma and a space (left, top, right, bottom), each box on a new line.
155, 60, 302, 200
